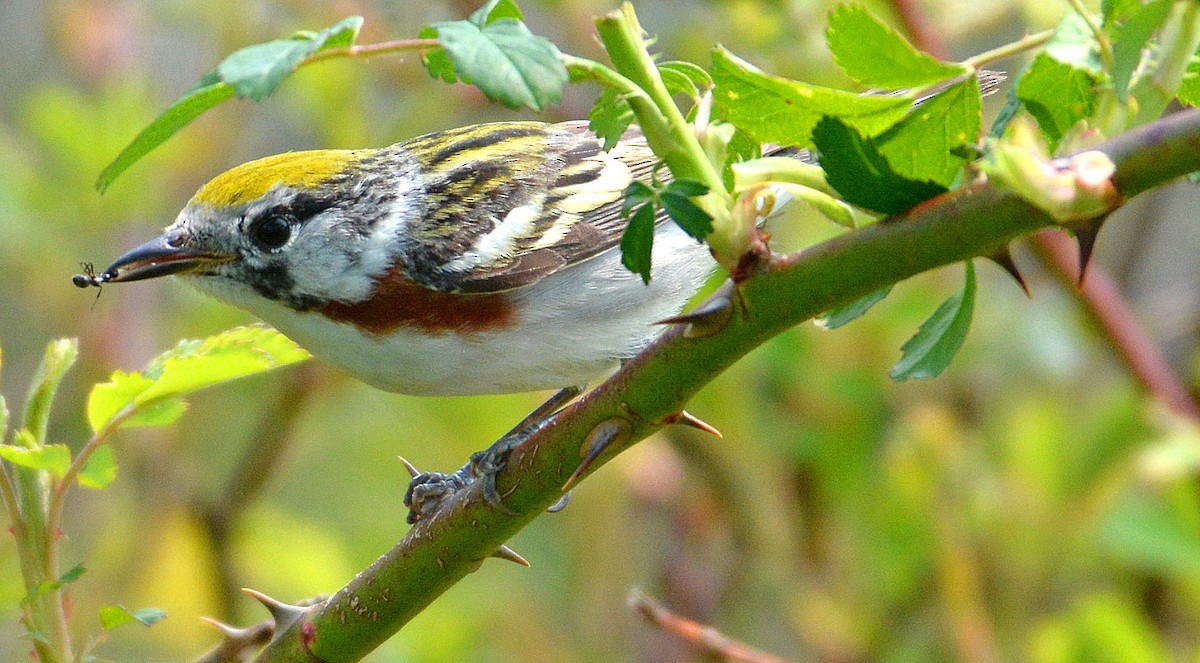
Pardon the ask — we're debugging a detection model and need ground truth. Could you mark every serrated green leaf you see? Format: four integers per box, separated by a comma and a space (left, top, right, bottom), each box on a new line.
420, 26, 458, 83
123, 399, 189, 429
660, 192, 713, 240
712, 47, 913, 148
471, 0, 524, 25
87, 325, 309, 434
319, 16, 364, 50
622, 181, 656, 214
663, 179, 709, 198
23, 339, 79, 444
890, 261, 976, 381
216, 41, 314, 101
660, 61, 713, 93
1179, 56, 1200, 106
826, 5, 968, 88
78, 446, 118, 490
217, 16, 364, 101
590, 87, 636, 151
816, 285, 894, 330
812, 116, 947, 215
1111, 0, 1172, 100
1016, 53, 1098, 150
22, 565, 87, 607
97, 17, 362, 192
0, 443, 71, 477
96, 75, 233, 192
876, 78, 982, 186
431, 18, 567, 110
620, 204, 657, 284
59, 564, 86, 584
100, 605, 167, 631
1046, 12, 1105, 74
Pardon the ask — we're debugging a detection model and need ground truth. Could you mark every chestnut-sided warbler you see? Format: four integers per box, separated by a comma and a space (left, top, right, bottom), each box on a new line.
95, 121, 723, 396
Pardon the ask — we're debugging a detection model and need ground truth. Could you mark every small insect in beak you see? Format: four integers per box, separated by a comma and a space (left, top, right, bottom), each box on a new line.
72, 261, 110, 290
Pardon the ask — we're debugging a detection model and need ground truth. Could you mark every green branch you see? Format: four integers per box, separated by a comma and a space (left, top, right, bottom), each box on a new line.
252, 104, 1200, 663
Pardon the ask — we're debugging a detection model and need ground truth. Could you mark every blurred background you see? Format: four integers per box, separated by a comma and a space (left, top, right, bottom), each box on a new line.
2, 0, 1200, 661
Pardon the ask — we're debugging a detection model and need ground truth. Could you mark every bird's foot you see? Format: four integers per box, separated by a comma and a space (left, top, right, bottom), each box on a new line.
403, 385, 583, 523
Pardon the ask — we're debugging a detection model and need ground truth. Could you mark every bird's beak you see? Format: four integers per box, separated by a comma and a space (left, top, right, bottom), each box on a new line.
101, 232, 232, 283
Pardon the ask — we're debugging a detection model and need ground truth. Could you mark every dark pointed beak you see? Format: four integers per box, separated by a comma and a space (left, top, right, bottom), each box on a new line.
100, 233, 232, 283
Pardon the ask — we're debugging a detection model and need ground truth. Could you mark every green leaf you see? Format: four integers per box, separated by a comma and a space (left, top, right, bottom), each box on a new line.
589, 87, 637, 151
815, 285, 893, 330
78, 445, 118, 490
23, 339, 79, 444
429, 17, 568, 110
100, 605, 167, 631
1046, 12, 1105, 74
96, 74, 233, 192
621, 181, 656, 214
1111, 0, 1172, 99
826, 5, 968, 88
1179, 56, 1200, 107
217, 16, 365, 101
122, 399, 189, 429
97, 17, 363, 192
87, 325, 310, 434
659, 180, 713, 239
471, 0, 524, 24
620, 203, 657, 284
59, 564, 86, 584
1016, 53, 1099, 150
0, 442, 71, 478
876, 78, 982, 187
811, 116, 947, 215
660, 61, 713, 96
22, 565, 87, 607
712, 47, 913, 148
890, 261, 976, 381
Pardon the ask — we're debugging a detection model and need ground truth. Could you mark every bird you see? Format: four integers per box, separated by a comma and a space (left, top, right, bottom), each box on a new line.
93, 121, 721, 398
88, 120, 739, 518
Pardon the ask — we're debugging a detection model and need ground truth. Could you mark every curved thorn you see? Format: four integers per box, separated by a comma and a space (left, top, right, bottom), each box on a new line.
665, 410, 722, 437
199, 616, 250, 640
491, 545, 531, 567
984, 245, 1030, 297
398, 455, 421, 478
656, 290, 734, 338
1073, 216, 1107, 285
242, 588, 308, 630
563, 419, 630, 491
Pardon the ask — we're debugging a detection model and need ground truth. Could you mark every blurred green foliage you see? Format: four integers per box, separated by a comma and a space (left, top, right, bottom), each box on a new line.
2, 0, 1200, 661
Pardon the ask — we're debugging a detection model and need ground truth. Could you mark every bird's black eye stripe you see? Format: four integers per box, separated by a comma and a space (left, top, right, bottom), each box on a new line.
246, 194, 333, 251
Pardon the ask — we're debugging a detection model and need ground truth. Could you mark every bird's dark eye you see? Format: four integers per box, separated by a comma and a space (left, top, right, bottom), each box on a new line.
248, 214, 293, 250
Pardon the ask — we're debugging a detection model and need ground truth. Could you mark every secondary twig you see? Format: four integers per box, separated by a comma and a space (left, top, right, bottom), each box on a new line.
1031, 229, 1200, 421
628, 589, 794, 663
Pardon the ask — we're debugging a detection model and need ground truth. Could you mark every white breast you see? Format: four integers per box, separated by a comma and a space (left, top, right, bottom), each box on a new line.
225, 223, 716, 395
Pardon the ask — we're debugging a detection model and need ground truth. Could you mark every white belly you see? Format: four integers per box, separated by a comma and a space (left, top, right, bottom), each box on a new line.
234, 225, 715, 395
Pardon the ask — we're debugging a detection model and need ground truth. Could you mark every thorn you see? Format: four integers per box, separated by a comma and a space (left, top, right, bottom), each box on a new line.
398, 455, 420, 478
656, 290, 734, 338
491, 545, 531, 567
200, 616, 253, 641
242, 588, 309, 630
983, 245, 1030, 297
199, 616, 274, 659
547, 491, 571, 513
563, 419, 631, 491
664, 410, 723, 437
1072, 216, 1107, 285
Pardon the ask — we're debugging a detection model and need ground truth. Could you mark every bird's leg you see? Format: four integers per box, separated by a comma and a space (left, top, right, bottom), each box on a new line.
404, 385, 583, 523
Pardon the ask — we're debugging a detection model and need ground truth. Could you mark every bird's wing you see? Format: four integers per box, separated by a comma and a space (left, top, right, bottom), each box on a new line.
398, 120, 668, 294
